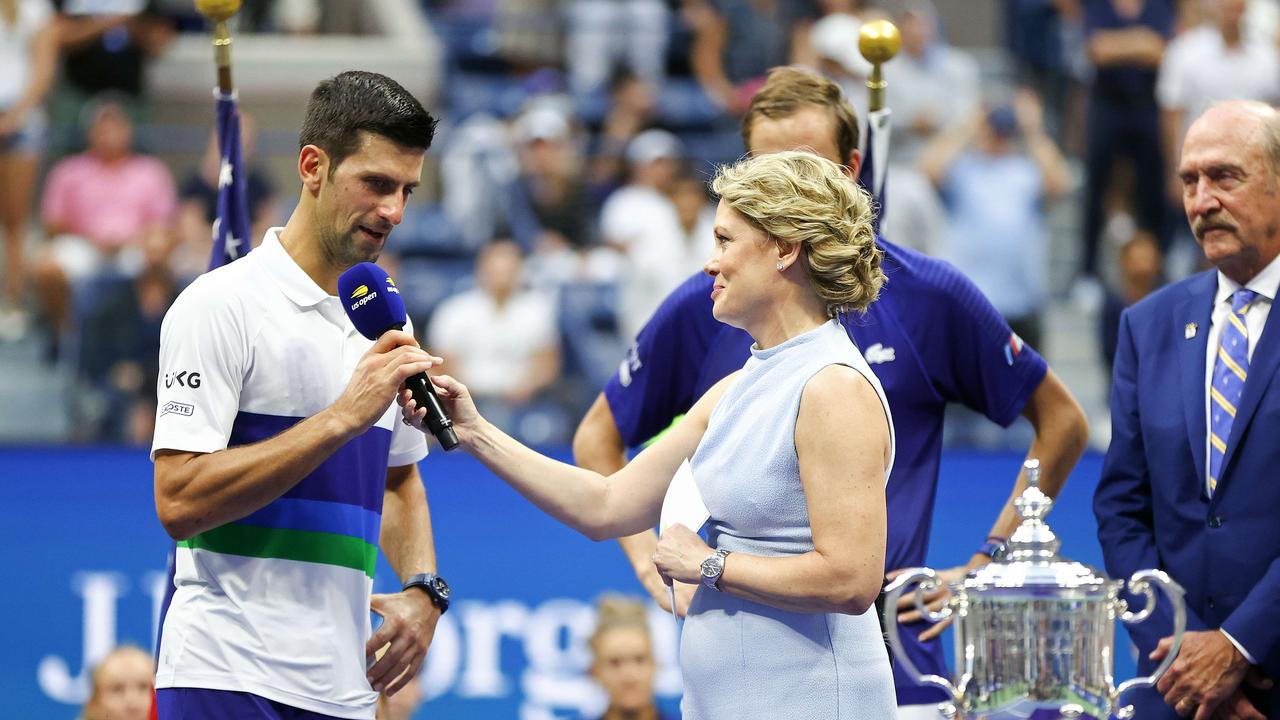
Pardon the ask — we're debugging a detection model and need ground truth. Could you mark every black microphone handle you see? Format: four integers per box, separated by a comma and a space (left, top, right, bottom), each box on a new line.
404, 372, 459, 451
384, 324, 458, 451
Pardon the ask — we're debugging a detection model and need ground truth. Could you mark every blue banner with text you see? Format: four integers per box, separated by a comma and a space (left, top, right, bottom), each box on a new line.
0, 447, 1131, 718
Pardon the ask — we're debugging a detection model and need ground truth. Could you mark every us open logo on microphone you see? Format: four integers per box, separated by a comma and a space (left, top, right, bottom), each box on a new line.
348, 284, 379, 311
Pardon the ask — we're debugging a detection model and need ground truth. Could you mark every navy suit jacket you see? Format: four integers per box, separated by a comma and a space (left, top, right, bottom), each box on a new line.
1095, 270, 1280, 718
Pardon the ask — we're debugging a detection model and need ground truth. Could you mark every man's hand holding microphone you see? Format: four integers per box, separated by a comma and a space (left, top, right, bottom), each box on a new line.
338, 262, 459, 450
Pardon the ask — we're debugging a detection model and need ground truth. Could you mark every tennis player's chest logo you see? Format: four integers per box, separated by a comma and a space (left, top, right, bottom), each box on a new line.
864, 343, 896, 364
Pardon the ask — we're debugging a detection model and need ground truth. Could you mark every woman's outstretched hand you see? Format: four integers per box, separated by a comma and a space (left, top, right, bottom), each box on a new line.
398, 373, 482, 446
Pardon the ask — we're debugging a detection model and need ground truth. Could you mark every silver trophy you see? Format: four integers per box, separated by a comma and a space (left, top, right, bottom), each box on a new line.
883, 460, 1186, 719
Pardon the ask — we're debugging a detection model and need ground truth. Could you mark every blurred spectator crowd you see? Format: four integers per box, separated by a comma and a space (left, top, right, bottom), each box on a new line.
3, 0, 1280, 447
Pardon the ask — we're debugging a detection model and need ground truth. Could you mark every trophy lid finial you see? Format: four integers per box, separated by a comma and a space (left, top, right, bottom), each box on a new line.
1008, 457, 1059, 559
1014, 459, 1053, 523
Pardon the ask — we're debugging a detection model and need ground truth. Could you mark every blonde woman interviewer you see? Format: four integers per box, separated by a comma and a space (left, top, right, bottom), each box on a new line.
402, 151, 896, 720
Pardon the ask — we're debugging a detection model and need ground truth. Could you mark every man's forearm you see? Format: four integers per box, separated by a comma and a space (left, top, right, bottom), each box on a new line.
619, 530, 661, 572
154, 407, 360, 540
981, 371, 1088, 556
381, 464, 438, 580
918, 118, 974, 187
1089, 29, 1164, 67
1025, 129, 1072, 198
690, 15, 733, 105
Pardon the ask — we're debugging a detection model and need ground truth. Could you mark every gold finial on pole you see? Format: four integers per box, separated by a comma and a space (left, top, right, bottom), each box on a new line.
194, 0, 244, 93
858, 19, 901, 113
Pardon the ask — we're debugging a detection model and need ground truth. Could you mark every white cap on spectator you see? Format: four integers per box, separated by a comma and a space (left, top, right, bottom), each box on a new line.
626, 129, 683, 166
515, 106, 570, 144
811, 13, 873, 78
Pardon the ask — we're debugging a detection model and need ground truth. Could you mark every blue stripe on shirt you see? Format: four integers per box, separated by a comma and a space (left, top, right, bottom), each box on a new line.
229, 411, 393, 514
236, 497, 382, 546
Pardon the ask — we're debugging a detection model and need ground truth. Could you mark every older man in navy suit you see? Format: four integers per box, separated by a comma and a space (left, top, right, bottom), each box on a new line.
1095, 99, 1280, 717
1096, 99, 1280, 720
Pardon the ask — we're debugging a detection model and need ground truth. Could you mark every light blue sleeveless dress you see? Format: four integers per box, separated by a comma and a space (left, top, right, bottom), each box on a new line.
681, 319, 898, 719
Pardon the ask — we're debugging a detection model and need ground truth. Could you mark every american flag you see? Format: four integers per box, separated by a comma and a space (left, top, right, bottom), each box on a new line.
858, 107, 892, 233
207, 90, 252, 271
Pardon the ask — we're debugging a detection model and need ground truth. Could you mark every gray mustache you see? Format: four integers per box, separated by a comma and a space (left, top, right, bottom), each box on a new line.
1193, 216, 1237, 238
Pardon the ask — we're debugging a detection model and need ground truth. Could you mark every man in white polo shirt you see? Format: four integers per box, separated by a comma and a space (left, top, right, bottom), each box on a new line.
150, 71, 446, 719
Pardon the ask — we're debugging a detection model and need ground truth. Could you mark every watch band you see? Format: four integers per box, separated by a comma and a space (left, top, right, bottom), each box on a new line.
402, 572, 450, 613
976, 536, 1007, 561
702, 548, 731, 591
715, 548, 731, 590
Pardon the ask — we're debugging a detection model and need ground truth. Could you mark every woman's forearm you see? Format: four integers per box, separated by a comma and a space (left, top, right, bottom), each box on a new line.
465, 418, 619, 540
715, 549, 883, 615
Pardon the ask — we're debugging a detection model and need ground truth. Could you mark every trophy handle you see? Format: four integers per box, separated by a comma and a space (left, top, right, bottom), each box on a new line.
1110, 570, 1187, 719
883, 568, 963, 709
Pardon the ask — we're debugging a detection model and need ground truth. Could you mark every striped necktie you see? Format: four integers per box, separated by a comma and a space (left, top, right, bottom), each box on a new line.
1209, 288, 1258, 495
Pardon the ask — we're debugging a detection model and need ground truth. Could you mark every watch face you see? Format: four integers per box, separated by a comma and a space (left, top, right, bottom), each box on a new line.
431, 576, 451, 599
700, 556, 722, 578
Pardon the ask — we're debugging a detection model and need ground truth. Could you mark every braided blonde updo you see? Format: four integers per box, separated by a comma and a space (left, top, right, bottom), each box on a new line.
711, 151, 885, 315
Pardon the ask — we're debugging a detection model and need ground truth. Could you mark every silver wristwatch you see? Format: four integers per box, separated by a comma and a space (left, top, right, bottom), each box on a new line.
700, 548, 731, 591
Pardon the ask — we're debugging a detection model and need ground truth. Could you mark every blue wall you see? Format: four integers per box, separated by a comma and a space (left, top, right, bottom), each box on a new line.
1, 447, 1139, 718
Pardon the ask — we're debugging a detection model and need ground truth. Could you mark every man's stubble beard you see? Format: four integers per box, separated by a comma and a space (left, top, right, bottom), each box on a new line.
318, 221, 379, 271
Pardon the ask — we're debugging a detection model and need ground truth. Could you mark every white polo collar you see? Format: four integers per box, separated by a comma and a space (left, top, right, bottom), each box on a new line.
257, 227, 331, 309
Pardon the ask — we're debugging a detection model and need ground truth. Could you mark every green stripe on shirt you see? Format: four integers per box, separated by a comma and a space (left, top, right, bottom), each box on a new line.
179, 523, 378, 578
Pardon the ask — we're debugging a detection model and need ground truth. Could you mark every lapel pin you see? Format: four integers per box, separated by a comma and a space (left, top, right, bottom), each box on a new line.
1185, 322, 1198, 340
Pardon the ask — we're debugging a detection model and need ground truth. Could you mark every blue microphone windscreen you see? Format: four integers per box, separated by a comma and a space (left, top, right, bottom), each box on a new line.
338, 262, 408, 340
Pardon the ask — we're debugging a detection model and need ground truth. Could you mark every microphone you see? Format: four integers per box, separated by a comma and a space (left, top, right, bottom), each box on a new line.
338, 262, 459, 451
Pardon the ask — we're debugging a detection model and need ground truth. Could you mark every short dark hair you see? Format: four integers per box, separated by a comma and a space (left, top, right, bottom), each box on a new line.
299, 70, 438, 171
741, 66, 860, 167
